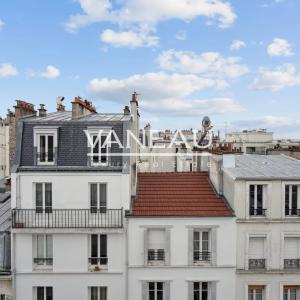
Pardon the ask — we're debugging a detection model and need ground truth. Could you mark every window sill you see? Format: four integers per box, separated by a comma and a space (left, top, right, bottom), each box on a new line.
33, 265, 53, 271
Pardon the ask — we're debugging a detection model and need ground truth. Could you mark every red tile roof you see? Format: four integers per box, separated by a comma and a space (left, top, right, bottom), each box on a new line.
130, 172, 233, 217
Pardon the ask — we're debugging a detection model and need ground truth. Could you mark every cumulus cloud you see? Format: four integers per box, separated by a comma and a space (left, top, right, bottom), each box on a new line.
65, 0, 237, 32
29, 65, 60, 79
250, 64, 300, 91
100, 29, 158, 48
0, 63, 18, 77
158, 50, 249, 79
230, 40, 246, 51
267, 38, 294, 57
86, 72, 242, 116
0, 19, 4, 31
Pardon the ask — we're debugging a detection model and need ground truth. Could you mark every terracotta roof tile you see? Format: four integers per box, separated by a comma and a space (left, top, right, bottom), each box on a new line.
130, 172, 233, 217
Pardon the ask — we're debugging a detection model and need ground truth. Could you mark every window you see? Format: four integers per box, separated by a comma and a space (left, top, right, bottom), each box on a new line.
36, 287, 53, 300
148, 282, 164, 300
284, 237, 300, 269
284, 286, 299, 300
193, 230, 210, 262
37, 134, 54, 164
34, 235, 53, 266
249, 185, 266, 216
193, 282, 209, 300
91, 135, 108, 166
285, 185, 299, 216
248, 237, 266, 269
147, 229, 166, 263
248, 286, 264, 300
90, 287, 107, 300
89, 234, 107, 265
90, 183, 107, 213
35, 183, 52, 213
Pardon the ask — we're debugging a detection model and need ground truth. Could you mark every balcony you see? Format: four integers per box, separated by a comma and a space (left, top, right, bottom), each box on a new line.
193, 251, 211, 262
34, 258, 53, 266
12, 208, 123, 229
249, 208, 267, 216
147, 249, 165, 262
249, 259, 266, 269
285, 209, 300, 217
89, 257, 108, 265
284, 259, 300, 269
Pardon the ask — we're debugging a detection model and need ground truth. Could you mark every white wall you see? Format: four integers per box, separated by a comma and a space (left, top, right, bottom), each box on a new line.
127, 217, 236, 300
0, 121, 9, 178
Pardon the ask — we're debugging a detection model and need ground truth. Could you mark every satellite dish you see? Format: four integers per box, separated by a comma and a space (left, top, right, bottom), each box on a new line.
202, 116, 211, 128
56, 96, 65, 105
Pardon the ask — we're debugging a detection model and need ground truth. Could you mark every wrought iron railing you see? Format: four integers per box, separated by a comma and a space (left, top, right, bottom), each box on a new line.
285, 209, 300, 217
193, 251, 211, 262
249, 259, 266, 269
284, 258, 300, 269
34, 258, 53, 266
12, 208, 123, 229
88, 257, 108, 265
249, 208, 267, 216
147, 249, 165, 261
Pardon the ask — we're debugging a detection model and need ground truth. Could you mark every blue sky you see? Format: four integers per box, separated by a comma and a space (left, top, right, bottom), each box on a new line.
0, 0, 299, 137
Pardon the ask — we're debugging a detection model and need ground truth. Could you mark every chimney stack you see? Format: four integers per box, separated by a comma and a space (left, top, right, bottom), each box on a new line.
72, 96, 96, 119
56, 96, 65, 112
38, 104, 47, 117
123, 105, 130, 115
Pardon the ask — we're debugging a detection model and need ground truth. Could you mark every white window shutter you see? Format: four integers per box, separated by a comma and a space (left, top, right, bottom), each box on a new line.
144, 229, 149, 265
188, 282, 193, 300
211, 228, 217, 266
284, 237, 299, 258
164, 282, 170, 300
210, 281, 217, 300
249, 237, 265, 258
188, 228, 193, 265
141, 281, 148, 300
165, 229, 171, 265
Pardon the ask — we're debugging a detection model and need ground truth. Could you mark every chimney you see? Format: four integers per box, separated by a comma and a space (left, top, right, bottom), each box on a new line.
14, 100, 36, 119
123, 105, 130, 115
72, 96, 96, 119
38, 104, 47, 117
56, 96, 65, 112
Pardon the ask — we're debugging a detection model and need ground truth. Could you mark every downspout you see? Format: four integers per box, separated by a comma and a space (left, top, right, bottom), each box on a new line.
125, 217, 129, 300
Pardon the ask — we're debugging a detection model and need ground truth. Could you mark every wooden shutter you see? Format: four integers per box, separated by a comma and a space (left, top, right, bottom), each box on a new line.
249, 237, 265, 258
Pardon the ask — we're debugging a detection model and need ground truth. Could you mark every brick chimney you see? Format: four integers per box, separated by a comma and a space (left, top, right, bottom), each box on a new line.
38, 104, 47, 117
123, 105, 130, 115
9, 100, 37, 171
72, 96, 96, 119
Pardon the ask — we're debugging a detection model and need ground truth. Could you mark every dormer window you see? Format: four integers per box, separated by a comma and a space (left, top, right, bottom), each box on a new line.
34, 127, 58, 166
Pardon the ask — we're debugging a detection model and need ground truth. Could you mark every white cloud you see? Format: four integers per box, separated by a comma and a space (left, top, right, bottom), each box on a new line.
100, 29, 158, 48
0, 19, 4, 31
175, 30, 187, 41
65, 0, 237, 32
267, 38, 294, 57
0, 63, 18, 77
251, 64, 300, 91
87, 72, 242, 116
29, 65, 60, 79
158, 50, 249, 79
230, 40, 246, 51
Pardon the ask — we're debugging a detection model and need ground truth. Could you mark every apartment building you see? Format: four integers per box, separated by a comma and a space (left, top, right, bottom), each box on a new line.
10, 95, 139, 300
210, 154, 300, 300
127, 172, 236, 300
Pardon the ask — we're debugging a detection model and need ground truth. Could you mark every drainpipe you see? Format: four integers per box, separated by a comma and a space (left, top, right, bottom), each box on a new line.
125, 217, 129, 300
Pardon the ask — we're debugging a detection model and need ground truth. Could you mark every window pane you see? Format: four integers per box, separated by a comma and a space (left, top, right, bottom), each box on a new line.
91, 287, 98, 300
36, 183, 43, 213
99, 184, 107, 213
40, 136, 46, 162
37, 235, 44, 259
101, 136, 107, 163
37, 287, 44, 300
202, 291, 208, 300
93, 136, 99, 163
46, 287, 53, 300
149, 291, 155, 300
149, 282, 155, 290
157, 291, 163, 300
257, 185, 263, 209
100, 235, 107, 265
46, 235, 53, 259
285, 185, 290, 214
90, 184, 98, 213
292, 186, 298, 210
100, 287, 107, 300
47, 136, 54, 162
45, 183, 52, 213
157, 282, 163, 290
91, 235, 98, 265
202, 232, 209, 251
249, 185, 255, 211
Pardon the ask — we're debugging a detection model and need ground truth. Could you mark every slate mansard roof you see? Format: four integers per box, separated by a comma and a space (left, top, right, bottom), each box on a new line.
223, 154, 300, 180
15, 111, 131, 171
130, 172, 233, 217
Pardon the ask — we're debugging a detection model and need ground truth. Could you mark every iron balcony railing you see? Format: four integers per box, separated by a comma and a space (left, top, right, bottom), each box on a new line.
34, 258, 53, 266
147, 249, 165, 261
249, 259, 266, 269
285, 209, 300, 217
89, 257, 108, 265
193, 251, 211, 262
249, 208, 267, 216
284, 258, 300, 269
12, 208, 123, 229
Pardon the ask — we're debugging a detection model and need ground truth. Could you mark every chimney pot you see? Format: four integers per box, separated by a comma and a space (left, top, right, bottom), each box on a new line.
38, 104, 47, 117
123, 106, 130, 115
72, 96, 96, 119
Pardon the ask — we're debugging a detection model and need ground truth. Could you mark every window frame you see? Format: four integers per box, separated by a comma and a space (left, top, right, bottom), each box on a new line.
193, 229, 211, 263
35, 286, 53, 300
89, 286, 107, 300
89, 183, 107, 213
34, 182, 52, 213
193, 282, 210, 300
285, 184, 300, 217
249, 184, 266, 217
89, 234, 108, 267
34, 234, 53, 268
148, 282, 164, 300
